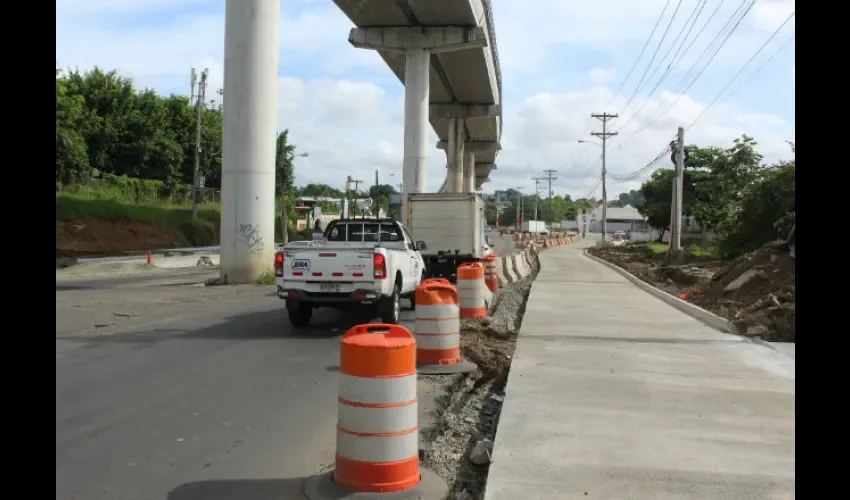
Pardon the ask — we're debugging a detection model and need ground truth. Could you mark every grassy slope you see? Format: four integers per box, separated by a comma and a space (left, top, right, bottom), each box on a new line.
56, 194, 221, 247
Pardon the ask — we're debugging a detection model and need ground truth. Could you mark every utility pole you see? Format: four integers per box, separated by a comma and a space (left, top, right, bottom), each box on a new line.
670, 127, 685, 251
191, 67, 209, 220
531, 177, 546, 221
515, 188, 523, 228
538, 169, 558, 223
591, 112, 618, 241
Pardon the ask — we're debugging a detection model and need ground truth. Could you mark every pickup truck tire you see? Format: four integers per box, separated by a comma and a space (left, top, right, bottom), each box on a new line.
286, 301, 313, 328
380, 284, 401, 324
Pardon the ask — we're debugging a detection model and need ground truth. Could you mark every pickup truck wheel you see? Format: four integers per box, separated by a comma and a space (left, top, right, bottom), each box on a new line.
380, 284, 401, 324
408, 275, 424, 311
287, 302, 312, 327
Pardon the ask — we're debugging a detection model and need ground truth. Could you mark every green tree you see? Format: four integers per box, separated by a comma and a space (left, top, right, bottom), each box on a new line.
302, 183, 345, 198
56, 68, 92, 186
368, 184, 397, 215
636, 168, 707, 242
715, 147, 795, 258
275, 129, 297, 245
688, 136, 764, 231
610, 190, 645, 207
55, 65, 226, 196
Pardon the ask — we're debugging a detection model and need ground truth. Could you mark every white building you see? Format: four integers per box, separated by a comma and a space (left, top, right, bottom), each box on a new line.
588, 204, 649, 233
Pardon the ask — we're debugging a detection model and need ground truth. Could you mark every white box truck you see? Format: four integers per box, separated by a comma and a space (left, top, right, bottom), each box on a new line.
406, 192, 486, 281
521, 220, 547, 234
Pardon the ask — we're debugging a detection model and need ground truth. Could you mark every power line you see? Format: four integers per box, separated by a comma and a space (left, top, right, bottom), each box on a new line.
689, 10, 795, 128
622, 0, 707, 115
617, 0, 709, 128
623, 0, 756, 134
711, 34, 794, 110
619, 0, 685, 113
618, 0, 731, 134
608, 144, 673, 183
582, 177, 601, 200
603, 0, 672, 109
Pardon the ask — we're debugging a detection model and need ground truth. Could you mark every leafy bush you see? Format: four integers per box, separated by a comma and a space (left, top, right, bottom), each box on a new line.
715, 162, 795, 259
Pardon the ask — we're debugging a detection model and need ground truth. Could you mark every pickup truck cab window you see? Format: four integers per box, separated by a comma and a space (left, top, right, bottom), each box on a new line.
380, 223, 403, 242
327, 224, 347, 242
363, 224, 379, 242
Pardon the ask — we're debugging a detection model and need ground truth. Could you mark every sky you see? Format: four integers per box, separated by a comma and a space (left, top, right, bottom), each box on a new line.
56, 0, 795, 200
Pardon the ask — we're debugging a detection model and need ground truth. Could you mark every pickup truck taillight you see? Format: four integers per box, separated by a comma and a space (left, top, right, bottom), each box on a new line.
274, 252, 284, 277
373, 253, 387, 280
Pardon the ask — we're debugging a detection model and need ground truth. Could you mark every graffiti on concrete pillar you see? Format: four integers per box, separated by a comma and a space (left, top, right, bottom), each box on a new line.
238, 223, 265, 254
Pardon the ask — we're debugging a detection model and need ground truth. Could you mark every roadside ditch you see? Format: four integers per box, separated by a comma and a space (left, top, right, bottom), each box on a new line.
420, 250, 539, 500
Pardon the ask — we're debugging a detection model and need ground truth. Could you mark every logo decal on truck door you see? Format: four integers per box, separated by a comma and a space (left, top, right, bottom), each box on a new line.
292, 259, 311, 270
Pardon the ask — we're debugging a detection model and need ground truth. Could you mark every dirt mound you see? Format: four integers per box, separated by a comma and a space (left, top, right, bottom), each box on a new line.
460, 317, 517, 388
56, 218, 192, 257
588, 244, 724, 296
690, 241, 795, 341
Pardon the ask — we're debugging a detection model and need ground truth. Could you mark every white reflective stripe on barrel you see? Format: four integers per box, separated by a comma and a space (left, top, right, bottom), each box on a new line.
337, 427, 419, 463
338, 373, 417, 406
337, 401, 418, 435
416, 303, 460, 351
415, 304, 459, 324
416, 332, 459, 350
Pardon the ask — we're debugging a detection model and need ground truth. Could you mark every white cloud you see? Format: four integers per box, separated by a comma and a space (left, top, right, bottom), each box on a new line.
491, 84, 794, 198
751, 0, 796, 32
589, 67, 617, 84
56, 0, 795, 201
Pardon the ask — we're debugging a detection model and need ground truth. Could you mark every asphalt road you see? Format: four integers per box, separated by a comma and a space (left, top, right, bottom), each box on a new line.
56, 275, 382, 500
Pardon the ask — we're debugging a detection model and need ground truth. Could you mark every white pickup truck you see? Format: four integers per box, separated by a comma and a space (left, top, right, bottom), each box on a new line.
274, 218, 427, 327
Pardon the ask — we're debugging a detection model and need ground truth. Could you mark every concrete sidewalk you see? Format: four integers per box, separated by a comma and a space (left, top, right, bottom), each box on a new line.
485, 243, 795, 500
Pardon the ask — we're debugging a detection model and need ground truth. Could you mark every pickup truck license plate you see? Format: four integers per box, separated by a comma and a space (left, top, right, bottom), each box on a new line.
319, 282, 341, 293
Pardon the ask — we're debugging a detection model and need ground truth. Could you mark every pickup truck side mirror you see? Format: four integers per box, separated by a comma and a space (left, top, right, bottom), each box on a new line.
415, 240, 427, 251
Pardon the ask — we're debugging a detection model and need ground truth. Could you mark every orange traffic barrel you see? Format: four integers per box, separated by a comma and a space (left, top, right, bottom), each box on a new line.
304, 324, 450, 499
457, 263, 486, 318
414, 283, 477, 375
334, 324, 419, 493
423, 278, 452, 287
483, 255, 499, 292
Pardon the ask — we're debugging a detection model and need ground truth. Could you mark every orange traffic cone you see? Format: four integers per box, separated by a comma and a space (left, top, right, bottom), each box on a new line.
147, 250, 154, 266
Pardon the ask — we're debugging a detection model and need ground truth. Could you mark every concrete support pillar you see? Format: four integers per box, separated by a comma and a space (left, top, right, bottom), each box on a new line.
219, 0, 280, 284
402, 48, 430, 224
463, 151, 475, 192
447, 118, 464, 192
348, 26, 487, 225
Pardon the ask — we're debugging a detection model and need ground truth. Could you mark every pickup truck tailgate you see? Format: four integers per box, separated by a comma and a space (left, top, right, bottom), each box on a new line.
282, 247, 374, 282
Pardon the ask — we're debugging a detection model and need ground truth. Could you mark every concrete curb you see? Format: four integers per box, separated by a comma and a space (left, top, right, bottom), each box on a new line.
494, 256, 509, 287
583, 249, 731, 334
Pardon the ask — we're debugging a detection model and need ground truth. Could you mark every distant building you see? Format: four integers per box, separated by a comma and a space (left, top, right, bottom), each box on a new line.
588, 204, 649, 233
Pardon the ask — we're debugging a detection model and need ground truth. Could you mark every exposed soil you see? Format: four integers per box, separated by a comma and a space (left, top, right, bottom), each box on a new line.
420, 254, 537, 500
691, 241, 795, 341
56, 218, 194, 257
588, 241, 795, 342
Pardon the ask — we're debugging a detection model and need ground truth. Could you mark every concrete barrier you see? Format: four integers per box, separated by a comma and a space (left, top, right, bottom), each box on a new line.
513, 252, 530, 278
502, 256, 518, 283
495, 256, 510, 285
